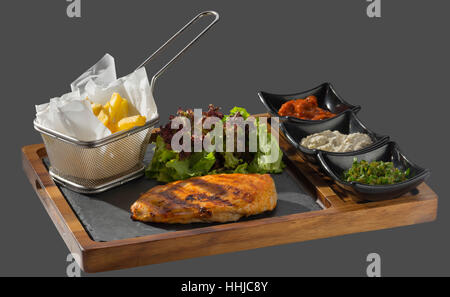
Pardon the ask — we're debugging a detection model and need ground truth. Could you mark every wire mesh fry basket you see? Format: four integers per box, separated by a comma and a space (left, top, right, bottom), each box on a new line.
34, 11, 220, 194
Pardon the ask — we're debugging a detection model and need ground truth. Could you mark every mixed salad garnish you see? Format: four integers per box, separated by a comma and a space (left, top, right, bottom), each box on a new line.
146, 105, 285, 182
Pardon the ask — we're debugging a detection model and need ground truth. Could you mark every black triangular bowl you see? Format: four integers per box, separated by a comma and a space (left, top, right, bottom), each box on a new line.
258, 82, 361, 124
317, 141, 431, 202
280, 110, 389, 164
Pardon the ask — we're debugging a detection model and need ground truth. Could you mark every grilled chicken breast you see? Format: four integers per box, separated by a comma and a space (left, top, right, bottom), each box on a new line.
131, 173, 277, 224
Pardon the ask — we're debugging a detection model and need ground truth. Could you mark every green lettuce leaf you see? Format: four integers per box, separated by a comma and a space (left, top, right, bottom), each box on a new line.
190, 151, 216, 173
222, 106, 250, 122
145, 136, 216, 182
145, 136, 177, 182
222, 152, 242, 169
233, 163, 249, 173
248, 125, 285, 174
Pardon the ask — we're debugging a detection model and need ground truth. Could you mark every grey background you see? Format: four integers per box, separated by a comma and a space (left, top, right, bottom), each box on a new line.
1, 0, 448, 276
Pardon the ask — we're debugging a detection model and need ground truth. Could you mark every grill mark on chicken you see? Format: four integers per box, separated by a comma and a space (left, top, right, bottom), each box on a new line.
157, 179, 233, 207
188, 177, 253, 203
187, 178, 228, 195
154, 184, 189, 206
185, 193, 233, 206
131, 173, 277, 223
185, 178, 236, 205
155, 184, 222, 219
152, 185, 211, 218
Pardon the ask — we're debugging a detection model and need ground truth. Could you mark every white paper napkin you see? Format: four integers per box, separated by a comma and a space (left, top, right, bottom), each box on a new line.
35, 54, 158, 142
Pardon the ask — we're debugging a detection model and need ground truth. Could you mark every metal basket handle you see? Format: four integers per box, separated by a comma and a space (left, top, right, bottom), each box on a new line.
135, 11, 220, 93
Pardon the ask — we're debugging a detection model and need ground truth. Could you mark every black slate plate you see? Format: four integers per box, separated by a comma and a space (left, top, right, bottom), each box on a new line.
45, 146, 321, 242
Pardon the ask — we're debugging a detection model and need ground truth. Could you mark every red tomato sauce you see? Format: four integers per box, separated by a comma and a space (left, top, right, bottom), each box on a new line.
278, 96, 336, 120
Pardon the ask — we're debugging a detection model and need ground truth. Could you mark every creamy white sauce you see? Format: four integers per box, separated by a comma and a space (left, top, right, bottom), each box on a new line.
300, 130, 373, 152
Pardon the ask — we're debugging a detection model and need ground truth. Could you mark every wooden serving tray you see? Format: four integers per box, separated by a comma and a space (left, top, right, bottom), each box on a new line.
22, 118, 438, 273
